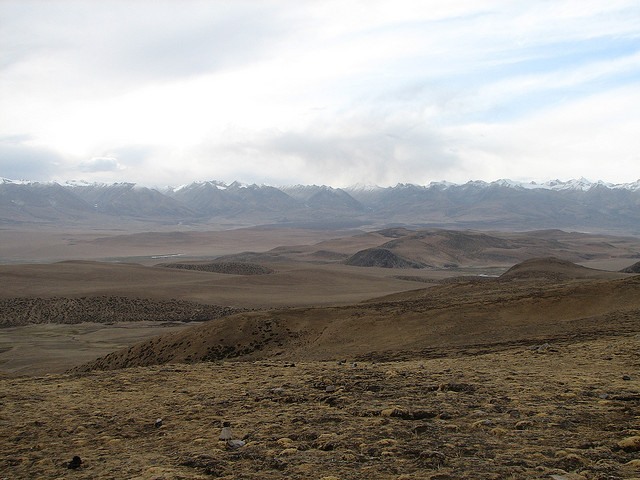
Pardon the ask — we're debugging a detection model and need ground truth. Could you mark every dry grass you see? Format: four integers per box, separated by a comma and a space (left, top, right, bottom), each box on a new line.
2, 335, 639, 479
2, 227, 640, 479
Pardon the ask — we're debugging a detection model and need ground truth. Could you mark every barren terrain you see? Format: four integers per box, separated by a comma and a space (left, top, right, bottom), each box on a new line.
1, 226, 640, 479
1, 335, 639, 479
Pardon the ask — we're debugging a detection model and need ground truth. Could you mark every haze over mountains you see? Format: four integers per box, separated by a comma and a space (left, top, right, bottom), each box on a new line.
3, 177, 640, 234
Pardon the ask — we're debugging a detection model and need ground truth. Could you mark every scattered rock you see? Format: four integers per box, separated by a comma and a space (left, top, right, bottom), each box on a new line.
67, 455, 82, 469
219, 422, 233, 441
530, 343, 557, 353
226, 439, 246, 450
154, 418, 163, 428
622, 375, 632, 381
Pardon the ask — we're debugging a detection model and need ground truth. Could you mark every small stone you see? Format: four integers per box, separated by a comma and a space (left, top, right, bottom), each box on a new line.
219, 421, 233, 441
325, 385, 337, 393
472, 419, 494, 428
67, 456, 82, 469
154, 418, 163, 428
618, 436, 640, 452
226, 439, 246, 450
622, 375, 632, 381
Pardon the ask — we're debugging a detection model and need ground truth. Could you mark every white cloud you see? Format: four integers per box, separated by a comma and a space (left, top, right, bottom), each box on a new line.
79, 157, 122, 173
445, 84, 640, 183
0, 0, 639, 186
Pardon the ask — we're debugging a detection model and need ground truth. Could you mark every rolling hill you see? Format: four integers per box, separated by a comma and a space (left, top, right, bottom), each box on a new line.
74, 259, 640, 371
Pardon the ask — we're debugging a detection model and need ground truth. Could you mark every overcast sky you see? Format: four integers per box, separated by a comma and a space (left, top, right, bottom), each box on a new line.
1, 1, 639, 187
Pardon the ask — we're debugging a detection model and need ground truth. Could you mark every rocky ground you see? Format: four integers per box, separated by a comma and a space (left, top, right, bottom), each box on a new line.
2, 334, 639, 480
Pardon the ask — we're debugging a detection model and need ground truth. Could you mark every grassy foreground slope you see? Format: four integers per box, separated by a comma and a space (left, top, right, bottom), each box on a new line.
2, 335, 639, 479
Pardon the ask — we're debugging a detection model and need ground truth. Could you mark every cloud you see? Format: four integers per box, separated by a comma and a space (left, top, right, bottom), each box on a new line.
78, 157, 121, 173
193, 105, 463, 187
0, 135, 63, 181
1, 1, 639, 186
444, 83, 640, 183
0, 1, 295, 89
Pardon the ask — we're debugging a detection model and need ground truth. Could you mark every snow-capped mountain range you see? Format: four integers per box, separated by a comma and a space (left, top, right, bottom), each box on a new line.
2, 177, 640, 234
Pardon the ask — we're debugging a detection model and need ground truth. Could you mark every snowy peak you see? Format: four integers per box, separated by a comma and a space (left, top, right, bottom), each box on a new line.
2, 177, 640, 233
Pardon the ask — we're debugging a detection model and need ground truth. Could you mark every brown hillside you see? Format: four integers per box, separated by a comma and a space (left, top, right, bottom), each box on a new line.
75, 275, 640, 372
499, 257, 628, 282
309, 228, 640, 269
620, 260, 640, 273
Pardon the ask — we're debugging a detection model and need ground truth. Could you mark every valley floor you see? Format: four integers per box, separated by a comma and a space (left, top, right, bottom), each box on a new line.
2, 334, 639, 479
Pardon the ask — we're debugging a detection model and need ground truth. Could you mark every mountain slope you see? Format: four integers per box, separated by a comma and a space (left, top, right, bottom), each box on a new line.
75, 272, 640, 371
2, 178, 640, 232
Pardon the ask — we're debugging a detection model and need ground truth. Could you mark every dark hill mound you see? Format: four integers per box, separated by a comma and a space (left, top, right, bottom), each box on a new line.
620, 261, 640, 273
345, 248, 426, 269
499, 257, 624, 282
0, 296, 243, 327
158, 262, 273, 275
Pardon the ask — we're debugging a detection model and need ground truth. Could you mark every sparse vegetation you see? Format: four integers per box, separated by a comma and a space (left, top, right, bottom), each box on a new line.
1, 227, 639, 479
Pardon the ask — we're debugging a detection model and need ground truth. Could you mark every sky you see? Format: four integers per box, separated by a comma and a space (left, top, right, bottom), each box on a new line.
1, 0, 639, 187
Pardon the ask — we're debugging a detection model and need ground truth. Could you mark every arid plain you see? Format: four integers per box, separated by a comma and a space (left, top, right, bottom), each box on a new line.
1, 225, 640, 479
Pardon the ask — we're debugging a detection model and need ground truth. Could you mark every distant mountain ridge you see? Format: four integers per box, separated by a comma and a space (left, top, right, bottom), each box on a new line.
2, 177, 640, 233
